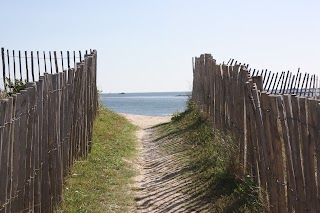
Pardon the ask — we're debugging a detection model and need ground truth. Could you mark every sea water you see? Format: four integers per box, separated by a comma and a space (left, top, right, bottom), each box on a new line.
100, 92, 190, 116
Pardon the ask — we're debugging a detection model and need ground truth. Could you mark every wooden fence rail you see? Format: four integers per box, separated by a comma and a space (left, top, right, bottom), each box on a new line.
192, 53, 320, 212
0, 49, 98, 212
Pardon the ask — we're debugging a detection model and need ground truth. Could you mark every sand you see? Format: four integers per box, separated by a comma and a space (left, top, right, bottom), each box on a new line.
121, 113, 209, 213
119, 113, 171, 129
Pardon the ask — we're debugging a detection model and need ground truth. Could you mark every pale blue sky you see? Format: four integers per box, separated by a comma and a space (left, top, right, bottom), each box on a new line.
1, 0, 320, 93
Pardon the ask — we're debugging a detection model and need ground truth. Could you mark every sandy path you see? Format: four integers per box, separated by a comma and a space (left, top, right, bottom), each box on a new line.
121, 113, 209, 213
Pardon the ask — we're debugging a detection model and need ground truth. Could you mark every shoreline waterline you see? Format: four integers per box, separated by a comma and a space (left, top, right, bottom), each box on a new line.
100, 91, 190, 116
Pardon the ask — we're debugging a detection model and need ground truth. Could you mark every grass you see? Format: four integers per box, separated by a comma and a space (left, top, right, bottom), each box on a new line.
58, 107, 138, 213
157, 101, 263, 212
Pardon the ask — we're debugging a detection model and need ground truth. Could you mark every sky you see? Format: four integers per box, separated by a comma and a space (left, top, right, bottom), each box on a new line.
1, 0, 320, 93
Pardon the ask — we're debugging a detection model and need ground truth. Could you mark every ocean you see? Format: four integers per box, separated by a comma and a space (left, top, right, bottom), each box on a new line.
100, 92, 191, 116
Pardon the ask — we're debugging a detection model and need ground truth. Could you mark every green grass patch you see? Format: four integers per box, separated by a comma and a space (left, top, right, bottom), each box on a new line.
157, 101, 263, 212
59, 107, 138, 213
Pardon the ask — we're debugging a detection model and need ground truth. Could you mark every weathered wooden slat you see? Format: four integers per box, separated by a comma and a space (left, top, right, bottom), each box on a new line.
54, 51, 58, 74
233, 65, 242, 171
43, 51, 47, 74
260, 92, 277, 211
37, 51, 40, 78
309, 75, 314, 97
238, 67, 248, 173
289, 75, 296, 94
266, 73, 275, 92
269, 95, 286, 212
6, 49, 11, 81
19, 51, 22, 81
293, 68, 300, 93
264, 70, 272, 91
61, 71, 68, 176
73, 51, 76, 68
273, 71, 283, 94
262, 69, 268, 85
270, 72, 279, 93
281, 71, 290, 94
303, 74, 310, 96
298, 97, 315, 211
298, 97, 316, 212
66, 68, 74, 169
300, 73, 307, 96
78, 62, 85, 158
34, 78, 43, 213
307, 99, 318, 212
295, 72, 302, 95
1, 48, 6, 90
245, 82, 261, 187
48, 74, 57, 208
0, 99, 8, 212
252, 87, 270, 201
60, 51, 64, 71
24, 85, 36, 211
6, 96, 15, 213
228, 64, 235, 133
49, 51, 53, 74
31, 51, 35, 82
284, 72, 292, 94
283, 95, 300, 212
316, 101, 320, 210
83, 58, 89, 158
71, 64, 80, 161
67, 51, 70, 69
56, 73, 63, 203
277, 95, 295, 212
25, 51, 29, 82
12, 90, 27, 212
88, 55, 95, 153
312, 75, 316, 98
205, 55, 212, 116
221, 65, 227, 129
290, 95, 306, 211
41, 74, 50, 213
208, 57, 215, 120
13, 50, 16, 80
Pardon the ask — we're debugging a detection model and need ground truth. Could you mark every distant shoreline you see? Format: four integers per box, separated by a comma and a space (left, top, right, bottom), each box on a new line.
101, 91, 192, 95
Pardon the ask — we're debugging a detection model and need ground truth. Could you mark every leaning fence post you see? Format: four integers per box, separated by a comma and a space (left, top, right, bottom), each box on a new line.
25, 51, 29, 82
31, 51, 35, 82
1, 48, 6, 91
7, 49, 11, 82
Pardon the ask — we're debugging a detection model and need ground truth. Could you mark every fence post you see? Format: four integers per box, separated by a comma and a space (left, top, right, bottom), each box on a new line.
277, 95, 295, 212
1, 48, 6, 91
0, 99, 8, 212
270, 95, 286, 212
299, 97, 316, 212
306, 99, 318, 212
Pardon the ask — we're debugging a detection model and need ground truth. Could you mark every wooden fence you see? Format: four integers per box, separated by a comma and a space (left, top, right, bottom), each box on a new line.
0, 48, 98, 212
192, 54, 320, 212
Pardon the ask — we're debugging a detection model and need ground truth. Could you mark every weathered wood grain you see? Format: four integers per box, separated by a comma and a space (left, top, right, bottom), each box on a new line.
0, 50, 97, 212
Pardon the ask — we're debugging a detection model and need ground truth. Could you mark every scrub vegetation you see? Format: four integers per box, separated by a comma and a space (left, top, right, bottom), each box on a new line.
158, 101, 263, 212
